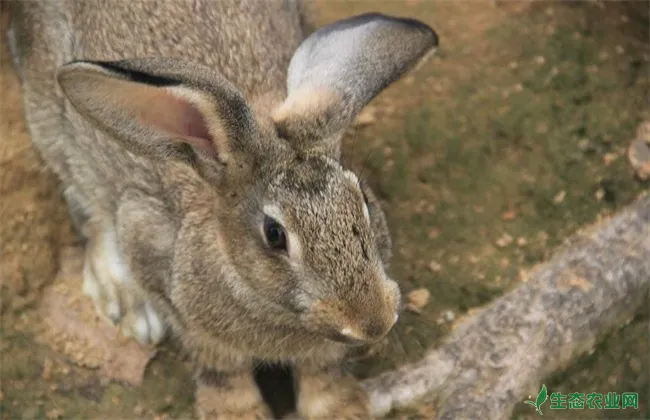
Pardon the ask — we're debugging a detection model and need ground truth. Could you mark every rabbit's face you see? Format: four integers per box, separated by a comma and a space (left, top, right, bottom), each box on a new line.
224, 151, 400, 345
54, 11, 437, 348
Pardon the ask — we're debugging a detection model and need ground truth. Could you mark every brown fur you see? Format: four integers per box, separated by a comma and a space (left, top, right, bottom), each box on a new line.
9, 1, 437, 418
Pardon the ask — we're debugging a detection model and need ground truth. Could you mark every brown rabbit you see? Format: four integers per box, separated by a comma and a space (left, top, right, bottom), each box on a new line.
8, 1, 438, 418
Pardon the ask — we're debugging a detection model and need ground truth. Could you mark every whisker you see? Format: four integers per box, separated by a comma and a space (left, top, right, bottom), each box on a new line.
347, 123, 359, 171
390, 328, 408, 359
358, 147, 374, 186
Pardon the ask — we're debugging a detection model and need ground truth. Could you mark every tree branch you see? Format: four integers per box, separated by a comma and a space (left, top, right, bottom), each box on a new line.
362, 193, 650, 419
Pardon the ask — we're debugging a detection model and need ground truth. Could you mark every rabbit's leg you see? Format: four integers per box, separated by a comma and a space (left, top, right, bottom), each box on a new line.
294, 363, 371, 420
195, 366, 274, 420
62, 185, 91, 241
82, 223, 165, 346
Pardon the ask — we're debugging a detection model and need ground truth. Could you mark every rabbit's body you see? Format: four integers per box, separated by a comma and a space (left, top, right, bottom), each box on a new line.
10, 1, 437, 417
10, 0, 347, 367
9, 0, 302, 225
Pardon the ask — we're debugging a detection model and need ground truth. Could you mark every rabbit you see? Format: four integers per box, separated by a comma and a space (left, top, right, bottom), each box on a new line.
8, 0, 438, 418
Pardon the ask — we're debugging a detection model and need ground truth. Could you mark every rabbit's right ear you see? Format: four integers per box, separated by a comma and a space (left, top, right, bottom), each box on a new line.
57, 58, 260, 167
273, 13, 438, 158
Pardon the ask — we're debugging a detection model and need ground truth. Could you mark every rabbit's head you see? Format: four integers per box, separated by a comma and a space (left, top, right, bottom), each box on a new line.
57, 13, 438, 345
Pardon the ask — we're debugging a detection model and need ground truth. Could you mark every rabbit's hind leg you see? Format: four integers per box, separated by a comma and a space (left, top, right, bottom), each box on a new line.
82, 223, 166, 346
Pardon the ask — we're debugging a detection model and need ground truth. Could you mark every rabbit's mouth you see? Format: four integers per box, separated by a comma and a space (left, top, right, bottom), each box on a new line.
326, 331, 370, 347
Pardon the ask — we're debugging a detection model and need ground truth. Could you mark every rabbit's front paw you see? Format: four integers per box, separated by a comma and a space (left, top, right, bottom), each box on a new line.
296, 365, 372, 420
119, 299, 166, 346
195, 368, 274, 420
82, 227, 165, 346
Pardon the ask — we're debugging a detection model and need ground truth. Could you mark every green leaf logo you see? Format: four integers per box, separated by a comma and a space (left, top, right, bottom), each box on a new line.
525, 384, 548, 415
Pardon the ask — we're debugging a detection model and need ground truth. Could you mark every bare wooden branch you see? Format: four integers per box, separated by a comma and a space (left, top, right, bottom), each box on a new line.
361, 193, 650, 419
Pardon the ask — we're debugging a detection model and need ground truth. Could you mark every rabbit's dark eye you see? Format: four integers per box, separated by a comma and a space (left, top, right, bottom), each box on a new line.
263, 216, 287, 252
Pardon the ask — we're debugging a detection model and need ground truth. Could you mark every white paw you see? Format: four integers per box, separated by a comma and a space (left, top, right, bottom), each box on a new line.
82, 227, 166, 346
82, 255, 123, 324
121, 301, 166, 346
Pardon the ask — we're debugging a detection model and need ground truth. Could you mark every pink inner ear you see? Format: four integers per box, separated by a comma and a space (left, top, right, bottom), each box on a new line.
135, 89, 216, 155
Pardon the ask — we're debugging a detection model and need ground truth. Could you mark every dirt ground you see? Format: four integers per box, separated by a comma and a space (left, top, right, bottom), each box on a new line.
1, 1, 649, 419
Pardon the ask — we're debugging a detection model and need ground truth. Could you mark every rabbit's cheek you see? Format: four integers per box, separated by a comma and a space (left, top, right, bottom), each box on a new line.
384, 277, 402, 312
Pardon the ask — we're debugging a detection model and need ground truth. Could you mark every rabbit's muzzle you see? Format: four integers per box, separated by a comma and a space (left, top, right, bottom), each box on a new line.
307, 280, 401, 346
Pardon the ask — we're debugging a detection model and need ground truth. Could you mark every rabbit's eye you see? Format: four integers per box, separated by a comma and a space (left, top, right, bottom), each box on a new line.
263, 215, 287, 252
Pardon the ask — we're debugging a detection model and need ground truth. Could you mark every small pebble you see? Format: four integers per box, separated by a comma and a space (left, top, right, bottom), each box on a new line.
406, 288, 431, 314
134, 404, 145, 416
627, 136, 650, 180
495, 233, 513, 248
501, 210, 517, 221
553, 190, 566, 204
629, 357, 641, 371
354, 106, 377, 127
578, 138, 592, 151
603, 152, 618, 166
443, 310, 455, 322
46, 408, 64, 420
428, 261, 442, 272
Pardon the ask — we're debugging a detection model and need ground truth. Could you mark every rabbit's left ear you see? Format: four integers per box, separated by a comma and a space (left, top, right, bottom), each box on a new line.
57, 58, 260, 168
273, 13, 438, 158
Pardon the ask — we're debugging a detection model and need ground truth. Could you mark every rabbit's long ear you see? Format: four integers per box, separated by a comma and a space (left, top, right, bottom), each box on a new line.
273, 13, 438, 158
57, 58, 259, 167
